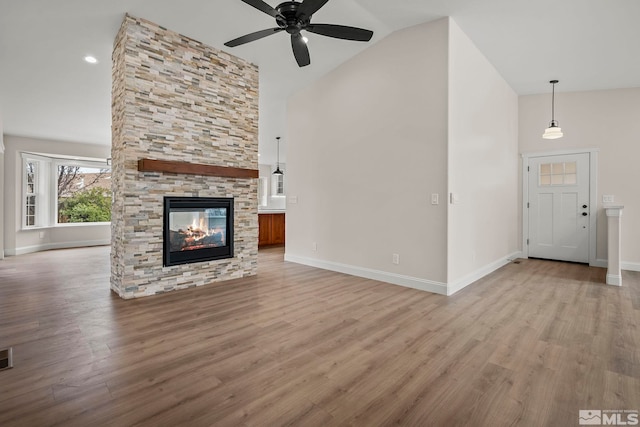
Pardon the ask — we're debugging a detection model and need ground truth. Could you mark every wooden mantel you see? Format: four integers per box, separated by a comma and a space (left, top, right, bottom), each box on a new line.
138, 158, 258, 179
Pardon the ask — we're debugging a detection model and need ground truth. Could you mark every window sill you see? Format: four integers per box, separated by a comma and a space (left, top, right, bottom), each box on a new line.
21, 222, 111, 231
56, 222, 111, 228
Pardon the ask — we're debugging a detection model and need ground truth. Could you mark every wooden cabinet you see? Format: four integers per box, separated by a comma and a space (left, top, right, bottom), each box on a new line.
258, 213, 285, 247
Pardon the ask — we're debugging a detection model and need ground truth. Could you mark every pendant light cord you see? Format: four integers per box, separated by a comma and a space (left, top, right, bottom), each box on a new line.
276, 137, 280, 168
551, 82, 555, 122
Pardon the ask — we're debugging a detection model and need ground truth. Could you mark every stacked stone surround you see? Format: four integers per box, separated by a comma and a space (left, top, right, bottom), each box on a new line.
111, 15, 259, 299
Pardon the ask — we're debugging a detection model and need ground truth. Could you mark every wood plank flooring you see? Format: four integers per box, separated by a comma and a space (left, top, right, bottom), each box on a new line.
0, 247, 639, 426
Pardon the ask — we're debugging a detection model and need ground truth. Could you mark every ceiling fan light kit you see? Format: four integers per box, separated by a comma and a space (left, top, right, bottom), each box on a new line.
225, 0, 374, 67
542, 79, 564, 139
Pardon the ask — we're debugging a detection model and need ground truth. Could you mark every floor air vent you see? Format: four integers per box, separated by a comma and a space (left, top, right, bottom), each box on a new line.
0, 348, 13, 370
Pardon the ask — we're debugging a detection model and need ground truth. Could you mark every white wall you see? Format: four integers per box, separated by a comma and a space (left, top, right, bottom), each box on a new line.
519, 87, 640, 268
3, 135, 111, 256
0, 113, 4, 259
447, 20, 520, 286
286, 19, 450, 291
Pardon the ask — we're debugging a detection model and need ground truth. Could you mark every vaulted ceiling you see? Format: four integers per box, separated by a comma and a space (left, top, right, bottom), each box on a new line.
1, 0, 639, 164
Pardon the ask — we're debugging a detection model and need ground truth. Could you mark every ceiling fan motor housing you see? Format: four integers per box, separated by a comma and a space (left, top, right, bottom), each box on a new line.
276, 2, 309, 34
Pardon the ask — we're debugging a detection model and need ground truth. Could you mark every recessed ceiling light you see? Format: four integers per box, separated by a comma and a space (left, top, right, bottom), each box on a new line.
84, 56, 98, 64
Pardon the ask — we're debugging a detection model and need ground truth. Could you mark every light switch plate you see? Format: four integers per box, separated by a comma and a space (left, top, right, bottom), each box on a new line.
289, 196, 298, 204
602, 195, 615, 203
431, 193, 439, 205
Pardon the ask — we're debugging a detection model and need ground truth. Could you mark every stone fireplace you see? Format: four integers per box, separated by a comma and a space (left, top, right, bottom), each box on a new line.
110, 15, 259, 299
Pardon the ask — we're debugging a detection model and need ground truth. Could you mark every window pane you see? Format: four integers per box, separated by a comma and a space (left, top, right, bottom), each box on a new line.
564, 174, 577, 185
57, 165, 112, 223
258, 177, 268, 207
551, 163, 564, 174
540, 175, 551, 186
277, 176, 284, 194
551, 174, 563, 185
25, 160, 38, 227
540, 163, 551, 175
564, 162, 577, 174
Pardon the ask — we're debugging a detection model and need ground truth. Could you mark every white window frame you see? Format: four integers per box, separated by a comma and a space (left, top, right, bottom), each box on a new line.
21, 152, 111, 229
21, 153, 50, 229
24, 159, 38, 228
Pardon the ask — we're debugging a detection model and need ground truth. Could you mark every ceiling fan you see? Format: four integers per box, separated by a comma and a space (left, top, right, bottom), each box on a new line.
225, 0, 374, 67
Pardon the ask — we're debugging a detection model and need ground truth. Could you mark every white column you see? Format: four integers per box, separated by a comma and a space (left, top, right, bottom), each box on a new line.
605, 205, 624, 286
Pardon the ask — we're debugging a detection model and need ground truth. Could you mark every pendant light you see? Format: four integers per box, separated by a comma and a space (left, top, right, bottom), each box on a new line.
272, 136, 283, 175
542, 80, 563, 139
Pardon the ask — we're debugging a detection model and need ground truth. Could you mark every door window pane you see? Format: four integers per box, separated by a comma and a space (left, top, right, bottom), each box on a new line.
539, 161, 578, 186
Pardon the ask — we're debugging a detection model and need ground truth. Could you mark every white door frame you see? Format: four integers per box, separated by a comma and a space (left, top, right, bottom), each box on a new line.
521, 149, 598, 266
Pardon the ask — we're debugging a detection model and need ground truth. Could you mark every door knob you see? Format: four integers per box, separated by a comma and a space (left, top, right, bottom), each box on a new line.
582, 212, 588, 216
582, 204, 588, 209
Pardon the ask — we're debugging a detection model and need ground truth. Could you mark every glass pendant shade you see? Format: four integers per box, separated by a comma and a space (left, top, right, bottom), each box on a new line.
543, 121, 563, 139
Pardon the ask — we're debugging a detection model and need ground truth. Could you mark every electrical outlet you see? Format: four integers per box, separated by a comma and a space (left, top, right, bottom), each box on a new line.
39, 231, 45, 239
312, 242, 317, 252
289, 196, 298, 204
392, 254, 400, 265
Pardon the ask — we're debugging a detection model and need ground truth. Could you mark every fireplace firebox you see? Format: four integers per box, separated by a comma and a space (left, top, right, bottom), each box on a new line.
163, 197, 234, 267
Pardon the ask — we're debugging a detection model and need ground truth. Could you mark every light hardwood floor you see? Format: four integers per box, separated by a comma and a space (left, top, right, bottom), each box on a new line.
0, 246, 639, 426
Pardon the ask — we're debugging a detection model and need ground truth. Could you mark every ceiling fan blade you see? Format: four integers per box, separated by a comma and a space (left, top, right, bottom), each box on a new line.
297, 0, 331, 19
225, 28, 284, 47
306, 24, 373, 42
240, 0, 281, 18
291, 33, 310, 67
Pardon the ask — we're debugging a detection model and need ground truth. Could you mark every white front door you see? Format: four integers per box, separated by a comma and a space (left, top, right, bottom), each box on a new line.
528, 153, 590, 263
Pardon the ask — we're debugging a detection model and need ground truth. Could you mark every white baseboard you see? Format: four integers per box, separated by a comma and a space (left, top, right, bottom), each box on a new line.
284, 254, 448, 295
594, 259, 640, 272
284, 252, 525, 297
6, 239, 110, 256
606, 273, 622, 286
447, 251, 523, 296
623, 262, 640, 272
